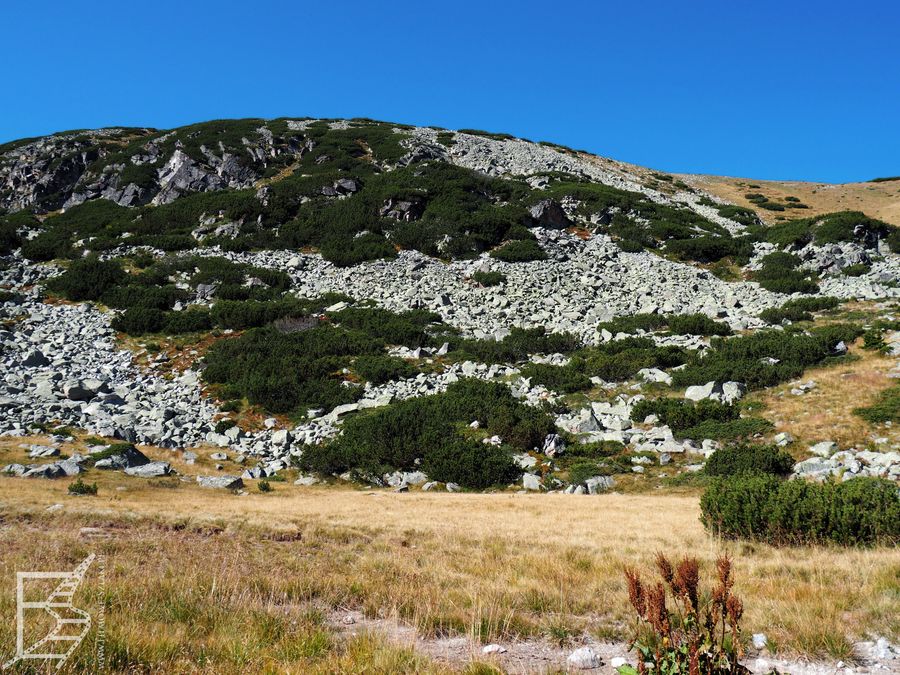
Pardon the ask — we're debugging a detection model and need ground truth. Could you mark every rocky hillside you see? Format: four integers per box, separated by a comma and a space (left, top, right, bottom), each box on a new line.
1, 118, 899, 495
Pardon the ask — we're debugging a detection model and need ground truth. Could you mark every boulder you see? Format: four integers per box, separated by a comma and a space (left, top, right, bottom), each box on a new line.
685, 381, 719, 402
196, 475, 243, 489
522, 473, 542, 491
22, 349, 50, 367
94, 445, 150, 470
527, 199, 572, 230
585, 476, 615, 494
542, 433, 566, 457
721, 381, 747, 404
809, 441, 837, 457
124, 461, 171, 478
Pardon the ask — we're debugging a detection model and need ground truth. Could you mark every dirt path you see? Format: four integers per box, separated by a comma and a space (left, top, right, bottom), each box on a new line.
328, 610, 900, 674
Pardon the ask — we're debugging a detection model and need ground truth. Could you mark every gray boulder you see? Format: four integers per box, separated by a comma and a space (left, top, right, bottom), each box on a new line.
522, 473, 542, 491
528, 199, 572, 230
94, 445, 150, 470
22, 349, 50, 367
124, 461, 171, 478
196, 475, 243, 489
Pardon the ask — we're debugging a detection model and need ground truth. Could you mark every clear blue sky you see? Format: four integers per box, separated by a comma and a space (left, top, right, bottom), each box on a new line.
2, 1, 898, 183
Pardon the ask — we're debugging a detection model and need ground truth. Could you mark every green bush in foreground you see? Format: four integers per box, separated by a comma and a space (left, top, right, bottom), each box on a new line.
704, 444, 794, 477
700, 475, 900, 545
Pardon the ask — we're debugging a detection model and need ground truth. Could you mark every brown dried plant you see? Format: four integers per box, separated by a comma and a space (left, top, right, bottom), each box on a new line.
620, 553, 750, 675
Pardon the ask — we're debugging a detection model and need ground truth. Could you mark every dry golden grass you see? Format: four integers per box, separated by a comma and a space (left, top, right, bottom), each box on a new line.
751, 344, 900, 450
1, 454, 897, 673
684, 174, 900, 227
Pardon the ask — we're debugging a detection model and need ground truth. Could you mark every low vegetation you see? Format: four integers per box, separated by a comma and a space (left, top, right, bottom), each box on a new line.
703, 444, 794, 477
752, 251, 818, 294
631, 398, 771, 441
598, 312, 732, 336
671, 324, 862, 390
298, 379, 553, 488
622, 554, 747, 675
854, 385, 900, 423
758, 296, 840, 324
701, 474, 900, 546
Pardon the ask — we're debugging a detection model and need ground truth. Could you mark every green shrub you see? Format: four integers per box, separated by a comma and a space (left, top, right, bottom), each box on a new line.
453, 327, 580, 364
716, 205, 759, 227
203, 325, 379, 415
678, 417, 772, 441
352, 355, 417, 384
631, 398, 738, 430
666, 313, 732, 336
164, 308, 213, 334
567, 461, 609, 485
666, 235, 754, 264
421, 438, 518, 489
101, 284, 186, 310
841, 263, 870, 277
47, 257, 126, 301
579, 338, 688, 382
471, 270, 506, 287
518, 363, 591, 393
68, 477, 98, 496
331, 307, 441, 348
0, 222, 23, 255
854, 385, 900, 423
298, 379, 552, 488
759, 297, 840, 324
630, 398, 770, 440
753, 252, 818, 294
564, 440, 625, 459
672, 324, 862, 390
210, 299, 304, 330
489, 239, 547, 262
763, 211, 895, 249
320, 233, 396, 266
112, 307, 166, 335
258, 479, 273, 493
701, 475, 900, 545
704, 444, 794, 477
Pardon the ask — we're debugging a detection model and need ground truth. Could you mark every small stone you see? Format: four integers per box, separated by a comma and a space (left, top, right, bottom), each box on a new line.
482, 644, 507, 654
752, 633, 768, 650
567, 646, 601, 669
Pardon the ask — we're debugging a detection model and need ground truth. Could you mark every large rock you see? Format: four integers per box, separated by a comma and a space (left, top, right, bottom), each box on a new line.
22, 349, 50, 367
196, 475, 244, 489
522, 473, 542, 491
94, 445, 150, 470
528, 199, 572, 230
124, 461, 171, 478
685, 381, 719, 402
